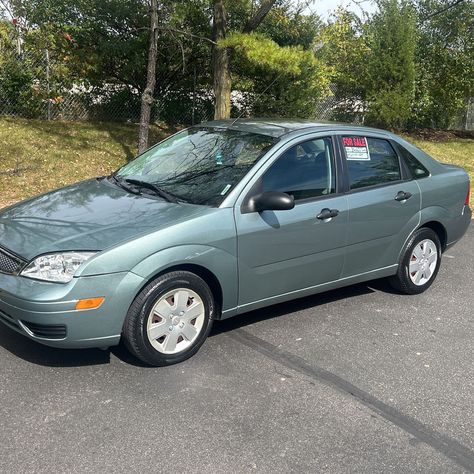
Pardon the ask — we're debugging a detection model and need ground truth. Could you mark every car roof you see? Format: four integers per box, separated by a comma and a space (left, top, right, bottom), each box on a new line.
198, 118, 391, 139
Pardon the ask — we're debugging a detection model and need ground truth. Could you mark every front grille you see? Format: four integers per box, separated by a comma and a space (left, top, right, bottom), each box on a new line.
21, 321, 67, 339
0, 247, 25, 275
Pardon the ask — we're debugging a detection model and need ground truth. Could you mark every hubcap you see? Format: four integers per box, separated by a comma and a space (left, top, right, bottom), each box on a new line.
409, 239, 438, 286
146, 288, 205, 355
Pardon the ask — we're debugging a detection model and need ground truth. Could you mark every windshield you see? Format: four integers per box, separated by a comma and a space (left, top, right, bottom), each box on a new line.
115, 127, 277, 206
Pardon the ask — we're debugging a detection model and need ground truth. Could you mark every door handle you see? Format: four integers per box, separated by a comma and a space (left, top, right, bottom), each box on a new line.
317, 208, 339, 220
394, 191, 412, 202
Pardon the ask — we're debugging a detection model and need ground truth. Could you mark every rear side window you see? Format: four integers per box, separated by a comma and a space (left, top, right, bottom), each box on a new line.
342, 136, 401, 190
395, 143, 430, 179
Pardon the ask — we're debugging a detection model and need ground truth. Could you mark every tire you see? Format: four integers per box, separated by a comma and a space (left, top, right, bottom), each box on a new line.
389, 227, 442, 295
123, 271, 216, 366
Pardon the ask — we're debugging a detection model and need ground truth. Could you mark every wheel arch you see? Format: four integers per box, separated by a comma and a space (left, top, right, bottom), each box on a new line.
131, 262, 225, 320
419, 220, 447, 251
155, 263, 223, 317
129, 244, 238, 319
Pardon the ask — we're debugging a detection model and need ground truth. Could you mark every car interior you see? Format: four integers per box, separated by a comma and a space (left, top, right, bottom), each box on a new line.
262, 138, 334, 200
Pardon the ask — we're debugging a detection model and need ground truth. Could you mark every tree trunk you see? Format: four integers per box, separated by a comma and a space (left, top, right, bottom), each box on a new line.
211, 0, 277, 120
138, 0, 159, 154
212, 0, 231, 120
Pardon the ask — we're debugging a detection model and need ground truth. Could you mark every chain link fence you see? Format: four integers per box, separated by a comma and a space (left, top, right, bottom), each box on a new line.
312, 84, 474, 130
0, 25, 472, 129
313, 84, 365, 124
2, 37, 96, 120
0, 42, 346, 126
0, 26, 214, 125
0, 24, 346, 126
458, 98, 474, 131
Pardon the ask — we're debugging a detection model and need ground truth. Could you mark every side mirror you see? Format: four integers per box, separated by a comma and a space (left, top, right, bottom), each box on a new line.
250, 191, 295, 213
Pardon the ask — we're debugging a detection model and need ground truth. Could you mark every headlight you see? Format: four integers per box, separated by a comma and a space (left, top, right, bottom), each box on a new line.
21, 252, 96, 283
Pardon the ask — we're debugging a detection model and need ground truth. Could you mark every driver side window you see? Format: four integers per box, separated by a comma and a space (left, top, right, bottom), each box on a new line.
261, 137, 336, 200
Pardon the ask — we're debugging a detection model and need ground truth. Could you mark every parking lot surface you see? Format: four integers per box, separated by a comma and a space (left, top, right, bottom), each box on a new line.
1, 227, 473, 473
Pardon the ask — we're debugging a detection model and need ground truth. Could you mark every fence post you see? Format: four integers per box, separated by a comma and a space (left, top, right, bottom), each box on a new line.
45, 48, 51, 121
192, 65, 197, 125
465, 98, 472, 131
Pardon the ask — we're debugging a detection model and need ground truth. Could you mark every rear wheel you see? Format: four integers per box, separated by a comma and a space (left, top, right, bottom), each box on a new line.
389, 228, 441, 295
123, 271, 215, 366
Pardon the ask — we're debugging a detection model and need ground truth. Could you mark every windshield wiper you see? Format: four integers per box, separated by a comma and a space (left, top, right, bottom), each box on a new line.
124, 178, 179, 204
108, 174, 141, 195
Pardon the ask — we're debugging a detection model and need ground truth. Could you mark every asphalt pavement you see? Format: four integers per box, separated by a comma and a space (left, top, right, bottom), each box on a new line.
1, 227, 473, 473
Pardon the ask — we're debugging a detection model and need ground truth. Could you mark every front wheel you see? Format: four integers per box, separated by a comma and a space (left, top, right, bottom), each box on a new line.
389, 228, 442, 295
123, 271, 215, 366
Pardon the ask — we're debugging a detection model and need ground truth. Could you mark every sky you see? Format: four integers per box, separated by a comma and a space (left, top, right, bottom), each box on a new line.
302, 0, 378, 19
0, 0, 379, 22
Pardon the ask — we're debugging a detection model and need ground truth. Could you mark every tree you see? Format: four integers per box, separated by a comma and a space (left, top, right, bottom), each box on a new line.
211, 0, 278, 119
221, 31, 329, 117
364, 0, 417, 129
412, 0, 474, 128
317, 8, 370, 122
6, 0, 214, 124
6, 0, 152, 117
232, 3, 326, 118
2, 0, 330, 128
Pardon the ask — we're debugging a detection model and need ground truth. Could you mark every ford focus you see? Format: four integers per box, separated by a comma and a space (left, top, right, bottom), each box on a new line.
0, 120, 470, 366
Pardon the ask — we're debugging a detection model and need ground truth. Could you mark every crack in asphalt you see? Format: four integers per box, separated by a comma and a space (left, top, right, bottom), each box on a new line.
229, 328, 474, 473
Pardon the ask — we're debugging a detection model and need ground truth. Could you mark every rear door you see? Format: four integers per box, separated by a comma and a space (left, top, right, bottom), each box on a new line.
338, 134, 421, 277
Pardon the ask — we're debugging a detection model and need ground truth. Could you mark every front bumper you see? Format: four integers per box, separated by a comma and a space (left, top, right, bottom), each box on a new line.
0, 271, 144, 348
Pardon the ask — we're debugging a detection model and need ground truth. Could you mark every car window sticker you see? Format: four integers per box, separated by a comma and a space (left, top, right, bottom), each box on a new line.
220, 184, 232, 195
343, 136, 371, 161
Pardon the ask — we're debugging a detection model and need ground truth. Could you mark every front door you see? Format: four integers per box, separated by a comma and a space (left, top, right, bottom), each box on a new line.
235, 136, 348, 307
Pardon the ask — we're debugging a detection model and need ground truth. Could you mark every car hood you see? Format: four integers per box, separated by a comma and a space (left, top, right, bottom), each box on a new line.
0, 179, 213, 260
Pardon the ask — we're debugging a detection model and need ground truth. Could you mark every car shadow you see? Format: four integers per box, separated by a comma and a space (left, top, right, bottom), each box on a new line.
0, 280, 389, 368
211, 282, 377, 336
366, 277, 403, 295
0, 325, 111, 367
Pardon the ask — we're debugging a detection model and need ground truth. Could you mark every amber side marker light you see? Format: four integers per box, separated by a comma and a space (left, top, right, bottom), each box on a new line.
75, 297, 105, 311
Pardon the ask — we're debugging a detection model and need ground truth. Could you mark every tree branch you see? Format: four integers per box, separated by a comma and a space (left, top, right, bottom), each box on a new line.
160, 26, 216, 44
0, 0, 14, 19
243, 0, 278, 33
420, 0, 466, 22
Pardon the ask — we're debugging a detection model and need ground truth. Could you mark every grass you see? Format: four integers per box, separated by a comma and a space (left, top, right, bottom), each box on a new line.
0, 117, 473, 209
0, 117, 177, 209
402, 131, 474, 207
403, 135, 474, 184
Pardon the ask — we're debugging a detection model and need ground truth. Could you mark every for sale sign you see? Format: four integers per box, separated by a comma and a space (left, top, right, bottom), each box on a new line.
342, 136, 371, 161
